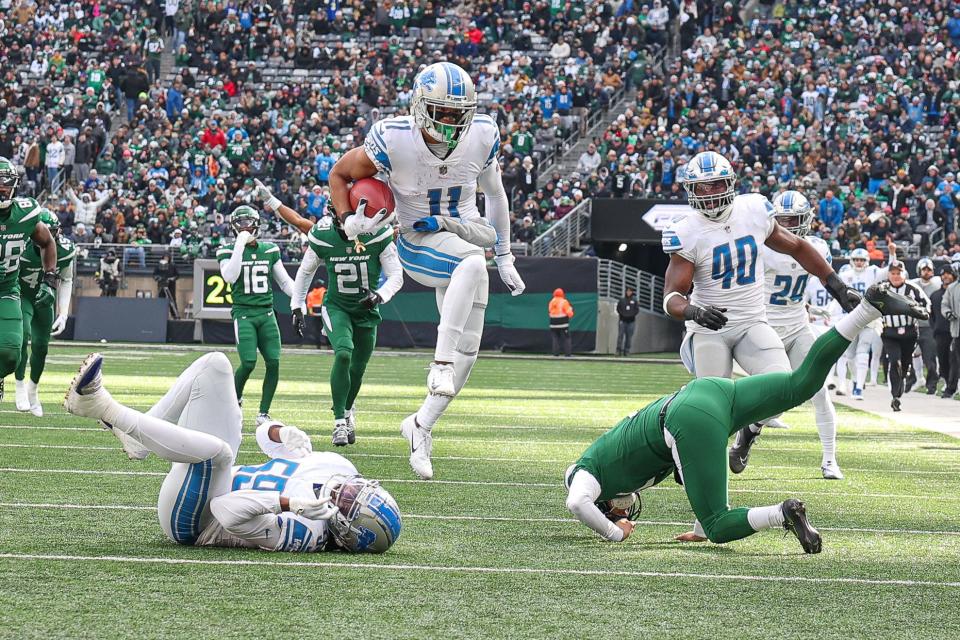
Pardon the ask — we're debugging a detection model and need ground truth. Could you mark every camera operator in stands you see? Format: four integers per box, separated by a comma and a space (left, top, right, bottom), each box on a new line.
153, 251, 180, 318
882, 261, 931, 412
98, 249, 121, 297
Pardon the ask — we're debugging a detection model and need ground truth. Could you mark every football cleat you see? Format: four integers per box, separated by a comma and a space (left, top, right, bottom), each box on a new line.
332, 419, 350, 447
821, 461, 844, 480
101, 421, 150, 460
400, 413, 434, 480
15, 379, 29, 411
63, 353, 115, 420
763, 417, 790, 429
255, 412, 272, 426
27, 380, 42, 417
781, 498, 822, 554
728, 424, 761, 474
864, 282, 930, 320
344, 408, 357, 444
852, 386, 864, 400
427, 362, 456, 397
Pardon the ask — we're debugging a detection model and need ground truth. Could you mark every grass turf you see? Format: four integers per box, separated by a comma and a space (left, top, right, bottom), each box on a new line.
1, 345, 959, 639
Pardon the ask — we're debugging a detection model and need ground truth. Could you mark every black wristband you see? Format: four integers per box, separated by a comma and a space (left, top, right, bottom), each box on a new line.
42, 271, 59, 288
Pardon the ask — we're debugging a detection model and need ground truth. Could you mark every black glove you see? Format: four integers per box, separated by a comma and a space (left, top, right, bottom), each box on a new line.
682, 303, 728, 330
291, 308, 305, 337
825, 272, 861, 312
360, 289, 382, 310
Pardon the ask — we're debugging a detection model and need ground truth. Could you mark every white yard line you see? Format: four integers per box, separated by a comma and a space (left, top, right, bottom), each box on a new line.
0, 552, 955, 588
0, 467, 957, 500
1, 502, 957, 537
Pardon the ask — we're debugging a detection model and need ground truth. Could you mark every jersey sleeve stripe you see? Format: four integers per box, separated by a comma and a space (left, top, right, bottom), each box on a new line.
367, 227, 394, 245
308, 234, 333, 247
368, 128, 392, 172
483, 136, 501, 168
265, 246, 280, 254
19, 210, 39, 223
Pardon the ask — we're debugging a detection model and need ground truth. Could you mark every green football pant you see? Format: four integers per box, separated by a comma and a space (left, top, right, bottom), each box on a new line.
0, 297, 23, 378
233, 311, 281, 414
15, 297, 54, 384
322, 305, 377, 419
666, 328, 849, 544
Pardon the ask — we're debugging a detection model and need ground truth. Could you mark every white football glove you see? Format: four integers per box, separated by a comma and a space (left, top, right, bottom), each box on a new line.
495, 253, 525, 296
50, 314, 68, 336
278, 425, 313, 458
253, 178, 281, 212
341, 198, 396, 240
288, 496, 339, 520
234, 230, 252, 248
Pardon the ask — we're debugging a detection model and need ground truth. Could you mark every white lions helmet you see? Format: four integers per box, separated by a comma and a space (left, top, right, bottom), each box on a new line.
680, 151, 737, 221
849, 248, 870, 272
321, 475, 401, 553
918, 257, 935, 274
412, 62, 477, 151
773, 190, 813, 236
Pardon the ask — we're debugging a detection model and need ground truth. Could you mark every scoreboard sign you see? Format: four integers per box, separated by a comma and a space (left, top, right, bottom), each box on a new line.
193, 259, 235, 319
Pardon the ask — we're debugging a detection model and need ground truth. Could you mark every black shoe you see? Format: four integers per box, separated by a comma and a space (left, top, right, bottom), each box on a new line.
782, 499, 822, 554
891, 398, 901, 412
927, 387, 938, 395
942, 389, 956, 399
904, 379, 915, 394
729, 424, 761, 474
865, 282, 929, 320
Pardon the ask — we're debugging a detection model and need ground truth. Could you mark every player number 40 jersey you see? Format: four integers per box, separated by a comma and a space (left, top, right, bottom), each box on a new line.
363, 114, 501, 228
662, 193, 776, 333
761, 236, 830, 328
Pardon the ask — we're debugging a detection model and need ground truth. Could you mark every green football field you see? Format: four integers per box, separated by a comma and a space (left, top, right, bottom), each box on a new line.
1, 345, 959, 639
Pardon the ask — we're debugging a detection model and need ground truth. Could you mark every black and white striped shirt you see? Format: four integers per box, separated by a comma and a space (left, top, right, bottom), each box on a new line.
882, 281, 931, 330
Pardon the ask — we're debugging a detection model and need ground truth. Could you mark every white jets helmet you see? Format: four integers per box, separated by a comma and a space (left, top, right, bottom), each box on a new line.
773, 190, 813, 236
411, 62, 477, 151
321, 475, 401, 553
849, 248, 870, 272
680, 151, 737, 221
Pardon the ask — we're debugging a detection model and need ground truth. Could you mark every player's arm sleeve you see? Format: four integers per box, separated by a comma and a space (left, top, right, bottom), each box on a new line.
434, 215, 498, 247
218, 245, 244, 284
291, 249, 321, 311
661, 220, 695, 262
758, 195, 777, 238
477, 158, 511, 256
209, 490, 284, 544
363, 122, 392, 175
271, 259, 295, 298
375, 243, 403, 304
56, 259, 75, 317
565, 469, 625, 542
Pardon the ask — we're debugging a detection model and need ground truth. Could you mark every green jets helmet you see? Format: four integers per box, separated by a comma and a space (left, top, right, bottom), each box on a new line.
38, 208, 60, 236
230, 205, 260, 239
0, 157, 20, 208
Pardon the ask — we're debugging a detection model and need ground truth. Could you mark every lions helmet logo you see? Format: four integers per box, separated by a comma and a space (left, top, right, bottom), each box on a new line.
416, 68, 438, 92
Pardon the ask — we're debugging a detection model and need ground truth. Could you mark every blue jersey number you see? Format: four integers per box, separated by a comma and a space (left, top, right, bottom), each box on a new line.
711, 236, 758, 289
770, 274, 809, 305
427, 187, 462, 217
814, 287, 830, 307
232, 459, 300, 492
852, 281, 866, 294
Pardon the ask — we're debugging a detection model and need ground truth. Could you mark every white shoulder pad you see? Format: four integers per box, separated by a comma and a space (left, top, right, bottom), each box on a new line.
661, 217, 691, 255
472, 114, 500, 169
363, 118, 413, 175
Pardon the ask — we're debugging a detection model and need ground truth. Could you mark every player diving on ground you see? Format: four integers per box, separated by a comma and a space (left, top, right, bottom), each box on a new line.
324, 62, 525, 480
565, 283, 928, 553
252, 180, 403, 446
63, 351, 401, 553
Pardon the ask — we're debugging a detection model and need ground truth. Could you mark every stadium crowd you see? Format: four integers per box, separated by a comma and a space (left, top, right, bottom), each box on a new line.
3, 0, 960, 265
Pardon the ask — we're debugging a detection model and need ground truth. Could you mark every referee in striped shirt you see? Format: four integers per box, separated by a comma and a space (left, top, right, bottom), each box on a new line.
882, 261, 932, 411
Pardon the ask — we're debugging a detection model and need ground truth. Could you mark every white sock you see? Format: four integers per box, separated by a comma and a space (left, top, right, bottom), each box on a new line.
749, 423, 762, 434
856, 351, 869, 389
416, 394, 450, 430
812, 387, 837, 462
835, 304, 881, 340
747, 503, 786, 531
434, 256, 484, 362
870, 349, 881, 383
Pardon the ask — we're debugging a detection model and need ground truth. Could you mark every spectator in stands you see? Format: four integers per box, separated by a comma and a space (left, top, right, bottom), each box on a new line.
818, 191, 844, 230
45, 134, 64, 193
67, 187, 112, 227
121, 66, 150, 122
578, 143, 602, 177
123, 226, 152, 269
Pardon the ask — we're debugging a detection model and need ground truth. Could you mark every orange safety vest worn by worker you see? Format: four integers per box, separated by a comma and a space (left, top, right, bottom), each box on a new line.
306, 286, 326, 314
549, 288, 574, 329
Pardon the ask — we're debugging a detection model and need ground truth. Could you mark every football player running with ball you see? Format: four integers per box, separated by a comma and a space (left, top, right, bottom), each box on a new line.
662, 152, 858, 475
324, 62, 525, 480
253, 181, 403, 446
14, 209, 75, 416
0, 158, 59, 401
565, 283, 928, 552
217, 206, 295, 425
761, 191, 842, 479
64, 351, 401, 553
